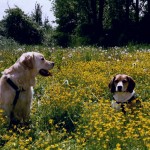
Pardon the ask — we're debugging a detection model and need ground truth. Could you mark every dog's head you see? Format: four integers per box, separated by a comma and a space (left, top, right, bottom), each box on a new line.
20, 52, 54, 76
109, 74, 135, 93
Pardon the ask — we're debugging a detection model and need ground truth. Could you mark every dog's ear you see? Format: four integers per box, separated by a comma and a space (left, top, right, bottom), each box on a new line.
127, 76, 135, 93
109, 76, 116, 93
20, 53, 34, 69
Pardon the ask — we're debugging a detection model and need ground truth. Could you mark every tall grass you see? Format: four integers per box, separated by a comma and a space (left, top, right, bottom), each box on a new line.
0, 46, 150, 149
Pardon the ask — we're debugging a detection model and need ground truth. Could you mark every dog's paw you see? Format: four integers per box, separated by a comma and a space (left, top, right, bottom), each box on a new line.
111, 100, 122, 110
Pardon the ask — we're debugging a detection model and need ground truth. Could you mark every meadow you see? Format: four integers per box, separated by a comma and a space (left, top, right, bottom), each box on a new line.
0, 45, 150, 150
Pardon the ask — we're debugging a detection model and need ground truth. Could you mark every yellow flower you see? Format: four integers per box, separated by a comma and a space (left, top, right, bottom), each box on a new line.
116, 143, 121, 150
0, 109, 4, 113
49, 119, 54, 124
29, 137, 32, 142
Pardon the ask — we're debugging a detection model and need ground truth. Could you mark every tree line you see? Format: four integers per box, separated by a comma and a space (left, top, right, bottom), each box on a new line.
0, 1, 150, 47
52, 0, 150, 47
0, 3, 54, 46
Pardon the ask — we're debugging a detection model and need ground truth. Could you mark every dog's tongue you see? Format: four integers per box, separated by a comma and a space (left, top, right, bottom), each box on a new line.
39, 69, 52, 76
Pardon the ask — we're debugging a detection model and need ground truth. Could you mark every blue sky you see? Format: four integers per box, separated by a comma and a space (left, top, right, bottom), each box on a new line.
0, 0, 56, 26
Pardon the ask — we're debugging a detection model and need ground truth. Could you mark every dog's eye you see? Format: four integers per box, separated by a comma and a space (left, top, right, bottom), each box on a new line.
123, 80, 127, 83
41, 57, 45, 61
114, 80, 118, 83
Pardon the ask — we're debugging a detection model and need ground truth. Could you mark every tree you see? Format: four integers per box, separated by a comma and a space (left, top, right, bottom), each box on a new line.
52, 0, 150, 46
98, 0, 105, 32
42, 17, 55, 47
148, 0, 150, 15
52, 0, 106, 46
52, 0, 78, 47
125, 0, 130, 23
76, 0, 105, 44
4, 7, 44, 44
135, 0, 139, 23
31, 3, 43, 26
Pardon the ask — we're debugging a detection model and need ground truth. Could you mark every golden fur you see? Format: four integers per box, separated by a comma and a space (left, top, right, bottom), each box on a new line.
0, 52, 54, 123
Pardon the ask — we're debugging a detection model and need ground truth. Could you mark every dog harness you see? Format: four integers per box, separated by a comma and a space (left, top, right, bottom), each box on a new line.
6, 78, 25, 125
113, 94, 141, 113
6, 78, 25, 107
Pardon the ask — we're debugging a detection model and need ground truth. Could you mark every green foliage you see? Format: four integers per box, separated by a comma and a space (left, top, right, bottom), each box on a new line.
0, 3, 55, 47
52, 0, 77, 47
52, 0, 105, 47
43, 28, 55, 47
52, 0, 150, 47
31, 3, 43, 26
42, 18, 55, 47
0, 21, 6, 36
0, 35, 19, 50
4, 7, 44, 45
53, 32, 70, 47
71, 35, 90, 47
55, 49, 63, 69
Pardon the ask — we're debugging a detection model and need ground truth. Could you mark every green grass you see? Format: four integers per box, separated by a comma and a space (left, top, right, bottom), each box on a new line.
0, 45, 150, 150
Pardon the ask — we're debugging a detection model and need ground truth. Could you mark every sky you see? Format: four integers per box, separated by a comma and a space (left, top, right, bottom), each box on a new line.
0, 0, 56, 26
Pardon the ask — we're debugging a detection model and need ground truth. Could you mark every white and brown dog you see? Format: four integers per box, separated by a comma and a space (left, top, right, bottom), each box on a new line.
109, 74, 141, 112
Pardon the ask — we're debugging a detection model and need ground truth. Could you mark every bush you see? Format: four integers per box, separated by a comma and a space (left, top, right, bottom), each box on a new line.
0, 35, 19, 50
4, 7, 44, 45
53, 32, 70, 47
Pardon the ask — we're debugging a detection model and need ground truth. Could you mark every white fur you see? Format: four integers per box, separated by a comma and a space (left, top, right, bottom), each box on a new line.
111, 100, 122, 110
113, 91, 135, 103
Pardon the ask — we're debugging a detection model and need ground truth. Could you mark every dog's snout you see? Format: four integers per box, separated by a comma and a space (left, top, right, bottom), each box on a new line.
47, 61, 54, 68
118, 86, 122, 91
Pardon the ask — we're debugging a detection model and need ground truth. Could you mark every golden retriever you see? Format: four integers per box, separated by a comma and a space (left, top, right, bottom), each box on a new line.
0, 52, 54, 125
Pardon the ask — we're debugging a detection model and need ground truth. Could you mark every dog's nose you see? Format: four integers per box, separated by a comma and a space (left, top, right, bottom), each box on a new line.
118, 86, 122, 91
51, 62, 55, 67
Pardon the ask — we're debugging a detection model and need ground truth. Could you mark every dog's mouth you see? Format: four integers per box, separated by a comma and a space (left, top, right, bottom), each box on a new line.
39, 69, 52, 76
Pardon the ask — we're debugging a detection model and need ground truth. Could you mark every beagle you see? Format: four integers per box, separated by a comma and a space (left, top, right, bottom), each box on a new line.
109, 74, 141, 112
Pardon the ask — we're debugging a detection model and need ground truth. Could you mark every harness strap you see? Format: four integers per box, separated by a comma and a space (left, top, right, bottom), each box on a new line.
128, 95, 136, 103
115, 95, 137, 113
6, 78, 24, 106
6, 78, 25, 126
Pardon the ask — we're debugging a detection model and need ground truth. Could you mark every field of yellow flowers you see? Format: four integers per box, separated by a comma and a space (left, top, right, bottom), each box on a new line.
0, 46, 150, 150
